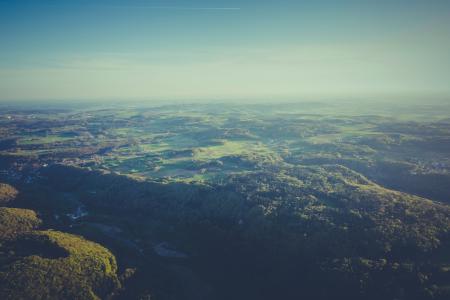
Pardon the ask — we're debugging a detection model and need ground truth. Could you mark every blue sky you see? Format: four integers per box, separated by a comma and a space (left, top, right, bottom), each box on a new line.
1, 0, 450, 101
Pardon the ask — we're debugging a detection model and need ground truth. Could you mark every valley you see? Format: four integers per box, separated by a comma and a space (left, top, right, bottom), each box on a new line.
1, 101, 450, 299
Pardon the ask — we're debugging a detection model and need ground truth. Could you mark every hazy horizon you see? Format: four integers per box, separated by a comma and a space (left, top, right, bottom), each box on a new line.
1, 0, 450, 102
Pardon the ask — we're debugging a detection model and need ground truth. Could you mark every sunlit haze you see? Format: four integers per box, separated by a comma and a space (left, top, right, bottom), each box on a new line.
1, 0, 450, 101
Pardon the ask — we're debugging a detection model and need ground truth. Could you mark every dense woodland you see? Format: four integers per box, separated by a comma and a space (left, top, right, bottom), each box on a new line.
0, 103, 450, 299
0, 162, 449, 299
0, 183, 120, 299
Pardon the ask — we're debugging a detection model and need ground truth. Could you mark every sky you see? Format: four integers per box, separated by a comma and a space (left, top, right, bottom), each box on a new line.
1, 0, 450, 102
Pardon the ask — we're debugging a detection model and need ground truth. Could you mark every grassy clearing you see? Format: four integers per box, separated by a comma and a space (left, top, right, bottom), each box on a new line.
17, 136, 75, 145
192, 140, 273, 161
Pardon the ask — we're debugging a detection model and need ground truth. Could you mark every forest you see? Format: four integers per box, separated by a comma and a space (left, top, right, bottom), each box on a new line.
0, 101, 450, 299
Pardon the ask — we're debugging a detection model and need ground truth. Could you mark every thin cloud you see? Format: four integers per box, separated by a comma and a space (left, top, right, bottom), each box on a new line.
8, 2, 241, 11
148, 7, 241, 10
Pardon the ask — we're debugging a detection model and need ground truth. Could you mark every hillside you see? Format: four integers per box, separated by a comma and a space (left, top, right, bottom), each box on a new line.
27, 164, 450, 299
0, 207, 41, 239
0, 183, 121, 300
0, 230, 120, 300
0, 183, 18, 206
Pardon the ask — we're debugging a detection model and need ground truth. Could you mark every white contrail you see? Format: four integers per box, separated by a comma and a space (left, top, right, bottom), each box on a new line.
3, 2, 242, 11
152, 6, 240, 9
117, 6, 241, 10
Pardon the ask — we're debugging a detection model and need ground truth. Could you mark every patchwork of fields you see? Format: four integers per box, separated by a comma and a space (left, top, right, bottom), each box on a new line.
1, 102, 449, 200
1, 101, 450, 299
